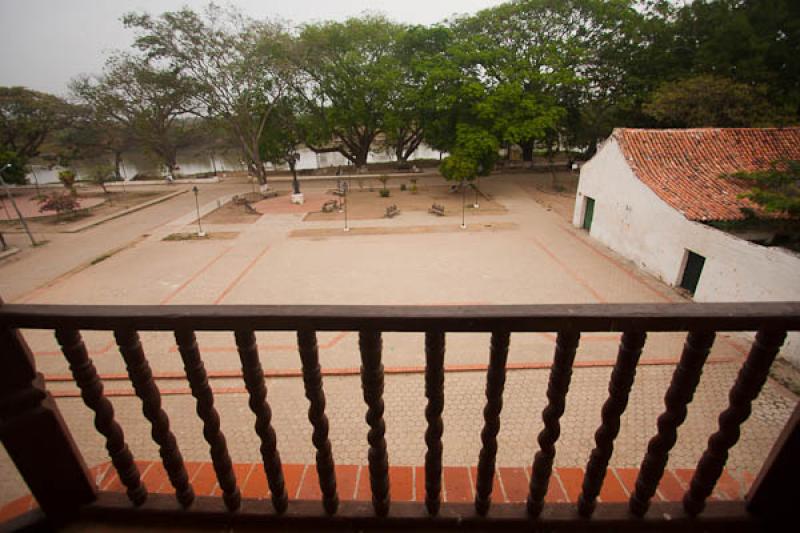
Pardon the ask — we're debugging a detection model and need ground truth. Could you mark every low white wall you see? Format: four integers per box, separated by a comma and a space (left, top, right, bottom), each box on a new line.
574, 138, 800, 365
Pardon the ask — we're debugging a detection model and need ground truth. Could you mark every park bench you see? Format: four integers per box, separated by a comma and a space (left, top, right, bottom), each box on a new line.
321, 199, 340, 213
384, 204, 399, 218
429, 203, 445, 216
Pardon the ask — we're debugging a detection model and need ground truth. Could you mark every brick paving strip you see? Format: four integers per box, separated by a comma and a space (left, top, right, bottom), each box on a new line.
0, 461, 755, 524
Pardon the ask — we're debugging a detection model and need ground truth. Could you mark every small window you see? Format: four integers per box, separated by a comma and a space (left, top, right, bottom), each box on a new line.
679, 250, 706, 295
582, 196, 595, 231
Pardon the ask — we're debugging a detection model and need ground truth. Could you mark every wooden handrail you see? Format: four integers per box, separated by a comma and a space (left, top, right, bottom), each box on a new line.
1, 300, 798, 527
1, 302, 800, 331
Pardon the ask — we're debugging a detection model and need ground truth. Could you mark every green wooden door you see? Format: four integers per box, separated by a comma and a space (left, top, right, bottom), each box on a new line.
582, 197, 595, 231
679, 250, 706, 295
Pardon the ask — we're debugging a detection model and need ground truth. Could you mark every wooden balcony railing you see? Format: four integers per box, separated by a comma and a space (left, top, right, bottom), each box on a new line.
1, 301, 799, 530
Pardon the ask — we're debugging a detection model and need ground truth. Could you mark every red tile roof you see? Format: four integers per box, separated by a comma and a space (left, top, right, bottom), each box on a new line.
613, 127, 800, 221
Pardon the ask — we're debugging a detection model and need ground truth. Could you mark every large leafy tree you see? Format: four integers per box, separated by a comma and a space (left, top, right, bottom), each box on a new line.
668, 0, 800, 120
644, 74, 785, 127
123, 5, 294, 184
294, 16, 404, 170
0, 86, 69, 184
259, 96, 304, 194
56, 103, 136, 180
71, 54, 196, 178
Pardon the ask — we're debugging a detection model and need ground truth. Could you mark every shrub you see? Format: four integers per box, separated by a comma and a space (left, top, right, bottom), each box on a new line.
400, 183, 407, 192
58, 169, 77, 195
379, 189, 390, 197
39, 192, 80, 218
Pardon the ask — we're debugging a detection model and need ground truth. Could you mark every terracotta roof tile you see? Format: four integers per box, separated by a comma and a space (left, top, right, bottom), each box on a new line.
614, 128, 800, 222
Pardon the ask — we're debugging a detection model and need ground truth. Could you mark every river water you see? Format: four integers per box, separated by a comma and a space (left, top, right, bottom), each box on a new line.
27, 144, 442, 184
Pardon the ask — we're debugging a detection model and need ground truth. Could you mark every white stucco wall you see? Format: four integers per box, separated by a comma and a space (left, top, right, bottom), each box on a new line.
573, 138, 800, 365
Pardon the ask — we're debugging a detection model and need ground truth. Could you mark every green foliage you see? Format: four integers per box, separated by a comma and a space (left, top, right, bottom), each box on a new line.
729, 160, 800, 218
123, 5, 294, 182
379, 189, 391, 198
295, 15, 405, 168
87, 163, 116, 193
644, 75, 787, 127
0, 86, 69, 159
70, 53, 196, 178
440, 125, 500, 182
58, 169, 77, 193
0, 151, 28, 184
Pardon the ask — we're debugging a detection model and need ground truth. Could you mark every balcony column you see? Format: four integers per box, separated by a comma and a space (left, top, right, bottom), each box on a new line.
0, 298, 96, 523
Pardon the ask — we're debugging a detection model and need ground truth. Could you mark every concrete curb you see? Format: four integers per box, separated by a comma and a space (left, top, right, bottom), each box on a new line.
266, 171, 440, 183
60, 189, 188, 233
105, 177, 220, 187
0, 247, 20, 262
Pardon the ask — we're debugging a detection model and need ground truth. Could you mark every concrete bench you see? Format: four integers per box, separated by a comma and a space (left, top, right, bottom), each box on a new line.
429, 203, 445, 216
385, 204, 400, 218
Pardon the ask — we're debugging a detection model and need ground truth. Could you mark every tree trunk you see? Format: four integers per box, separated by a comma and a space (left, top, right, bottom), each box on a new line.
520, 140, 535, 164
290, 160, 300, 194
354, 147, 369, 172
250, 148, 267, 186
113, 151, 123, 181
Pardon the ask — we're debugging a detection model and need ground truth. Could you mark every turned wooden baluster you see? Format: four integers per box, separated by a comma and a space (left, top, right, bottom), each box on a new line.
234, 330, 288, 513
297, 329, 339, 515
578, 330, 647, 517
175, 329, 241, 512
629, 330, 716, 517
683, 328, 787, 516
527, 330, 580, 518
114, 328, 194, 508
56, 328, 146, 506
359, 330, 391, 516
424, 330, 445, 516
475, 330, 511, 516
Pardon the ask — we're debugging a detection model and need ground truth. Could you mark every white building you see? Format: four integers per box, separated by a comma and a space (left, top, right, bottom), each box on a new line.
573, 128, 800, 365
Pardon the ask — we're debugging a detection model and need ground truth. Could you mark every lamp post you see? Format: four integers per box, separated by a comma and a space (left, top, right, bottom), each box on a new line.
461, 179, 467, 230
0, 164, 37, 246
192, 186, 205, 237
343, 179, 350, 232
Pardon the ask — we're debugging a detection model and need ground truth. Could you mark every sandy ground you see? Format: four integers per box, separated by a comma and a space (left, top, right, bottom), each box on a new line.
0, 172, 795, 508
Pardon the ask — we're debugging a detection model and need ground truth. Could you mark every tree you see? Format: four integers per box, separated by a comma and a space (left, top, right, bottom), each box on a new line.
86, 163, 116, 194
294, 16, 405, 170
71, 54, 196, 179
124, 5, 294, 184
0, 86, 69, 184
440, 124, 499, 183
668, 0, 800, 121
0, 151, 28, 185
644, 75, 785, 127
56, 103, 135, 180
259, 96, 304, 194
729, 159, 800, 218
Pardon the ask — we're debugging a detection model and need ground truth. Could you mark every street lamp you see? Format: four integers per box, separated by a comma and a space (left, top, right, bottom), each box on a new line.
0, 164, 37, 246
343, 179, 350, 232
192, 186, 206, 237
461, 179, 467, 230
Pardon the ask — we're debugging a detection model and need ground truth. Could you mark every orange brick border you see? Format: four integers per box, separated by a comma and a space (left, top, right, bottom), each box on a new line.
0, 461, 755, 524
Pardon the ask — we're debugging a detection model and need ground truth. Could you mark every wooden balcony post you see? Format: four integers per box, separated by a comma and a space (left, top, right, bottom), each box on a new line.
0, 316, 96, 522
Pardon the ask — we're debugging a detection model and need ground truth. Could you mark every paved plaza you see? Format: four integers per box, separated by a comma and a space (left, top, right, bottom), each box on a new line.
0, 174, 796, 507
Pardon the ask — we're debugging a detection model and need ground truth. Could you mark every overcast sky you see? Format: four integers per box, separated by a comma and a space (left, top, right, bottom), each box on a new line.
0, 0, 505, 96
